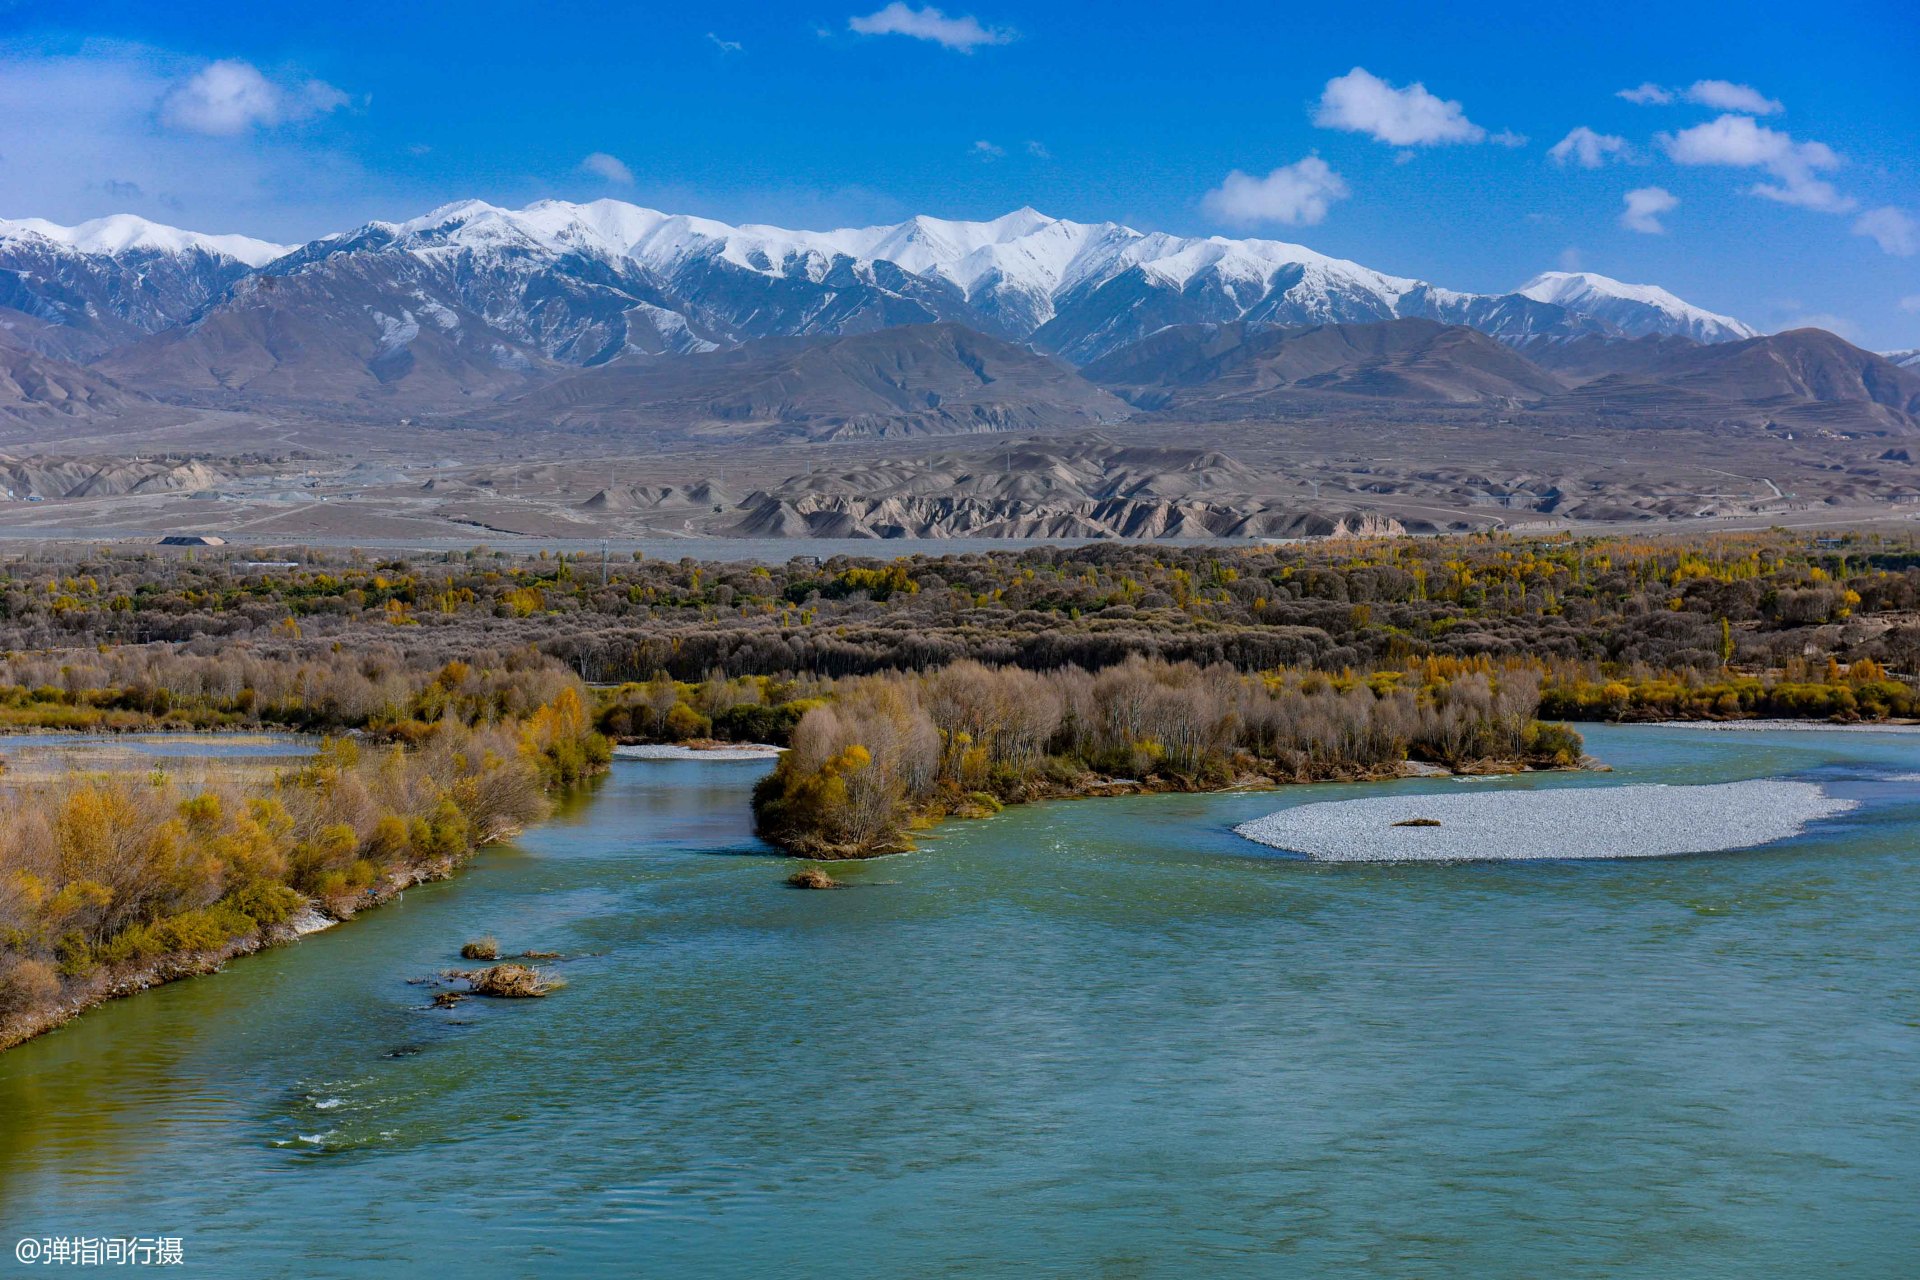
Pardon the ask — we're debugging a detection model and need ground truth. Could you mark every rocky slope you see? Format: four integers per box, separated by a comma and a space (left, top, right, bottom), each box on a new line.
1556, 329, 1920, 431
725, 441, 1408, 538
0, 454, 235, 499
0, 347, 146, 423
1082, 318, 1566, 410
489, 323, 1129, 439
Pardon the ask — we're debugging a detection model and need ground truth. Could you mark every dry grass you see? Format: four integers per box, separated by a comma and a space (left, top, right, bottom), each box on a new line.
786, 866, 838, 890
459, 936, 499, 960
1391, 817, 1443, 827
461, 962, 563, 997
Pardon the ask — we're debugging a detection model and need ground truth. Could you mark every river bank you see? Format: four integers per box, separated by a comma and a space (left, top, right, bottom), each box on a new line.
0, 849, 468, 1053
0, 695, 609, 1055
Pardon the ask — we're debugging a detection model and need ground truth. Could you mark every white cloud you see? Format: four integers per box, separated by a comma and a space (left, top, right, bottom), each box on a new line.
1490, 129, 1529, 148
1617, 82, 1673, 105
0, 46, 377, 240
1025, 140, 1050, 159
160, 59, 347, 135
1203, 156, 1350, 227
847, 4, 1013, 51
1661, 114, 1853, 213
1313, 67, 1486, 146
1620, 186, 1678, 234
970, 139, 1004, 160
1558, 246, 1583, 271
580, 152, 634, 184
1618, 80, 1783, 113
1902, 295, 1920, 314
707, 32, 744, 54
1549, 126, 1630, 168
1853, 206, 1917, 257
1684, 80, 1782, 115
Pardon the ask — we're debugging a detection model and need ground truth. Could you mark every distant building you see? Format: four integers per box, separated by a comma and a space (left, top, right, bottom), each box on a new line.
158, 535, 227, 546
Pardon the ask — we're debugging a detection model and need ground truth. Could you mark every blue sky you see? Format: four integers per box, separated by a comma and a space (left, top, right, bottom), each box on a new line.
3, 0, 1916, 346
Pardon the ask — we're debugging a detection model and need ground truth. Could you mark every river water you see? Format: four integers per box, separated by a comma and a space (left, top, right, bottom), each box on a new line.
2, 724, 1916, 1277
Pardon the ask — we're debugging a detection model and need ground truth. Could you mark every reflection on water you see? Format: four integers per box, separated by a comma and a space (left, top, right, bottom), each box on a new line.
1, 730, 1917, 1277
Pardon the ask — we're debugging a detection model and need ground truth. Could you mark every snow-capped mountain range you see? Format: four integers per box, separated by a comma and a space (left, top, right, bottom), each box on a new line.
0, 213, 290, 266
0, 215, 290, 360
1, 201, 1765, 378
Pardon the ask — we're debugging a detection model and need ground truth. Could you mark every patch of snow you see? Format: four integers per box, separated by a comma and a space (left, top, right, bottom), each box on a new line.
412, 297, 461, 331
369, 308, 420, 351
490, 343, 532, 370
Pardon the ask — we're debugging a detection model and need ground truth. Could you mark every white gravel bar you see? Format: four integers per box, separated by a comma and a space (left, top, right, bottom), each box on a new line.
1646, 719, 1920, 734
614, 743, 784, 761
1234, 780, 1855, 863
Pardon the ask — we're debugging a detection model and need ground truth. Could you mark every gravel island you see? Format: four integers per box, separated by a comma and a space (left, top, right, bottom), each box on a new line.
1234, 780, 1855, 863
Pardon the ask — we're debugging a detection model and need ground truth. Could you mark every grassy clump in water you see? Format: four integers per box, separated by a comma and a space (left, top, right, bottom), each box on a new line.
462, 963, 563, 998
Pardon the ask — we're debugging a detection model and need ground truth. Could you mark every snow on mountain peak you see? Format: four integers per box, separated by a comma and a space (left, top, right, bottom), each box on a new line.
1517, 271, 1756, 341
0, 214, 292, 266
0, 200, 1768, 363
1520, 270, 1691, 310
333, 198, 1424, 315
328, 201, 1775, 349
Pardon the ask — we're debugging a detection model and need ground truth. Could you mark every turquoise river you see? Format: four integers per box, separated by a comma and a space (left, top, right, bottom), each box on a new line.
1, 724, 1916, 1277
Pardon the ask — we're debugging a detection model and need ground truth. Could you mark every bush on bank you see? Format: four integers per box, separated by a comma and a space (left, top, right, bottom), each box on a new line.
0, 685, 608, 1035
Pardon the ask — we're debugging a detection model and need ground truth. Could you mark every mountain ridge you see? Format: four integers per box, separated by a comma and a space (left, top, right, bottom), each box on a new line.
2, 203, 1762, 389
